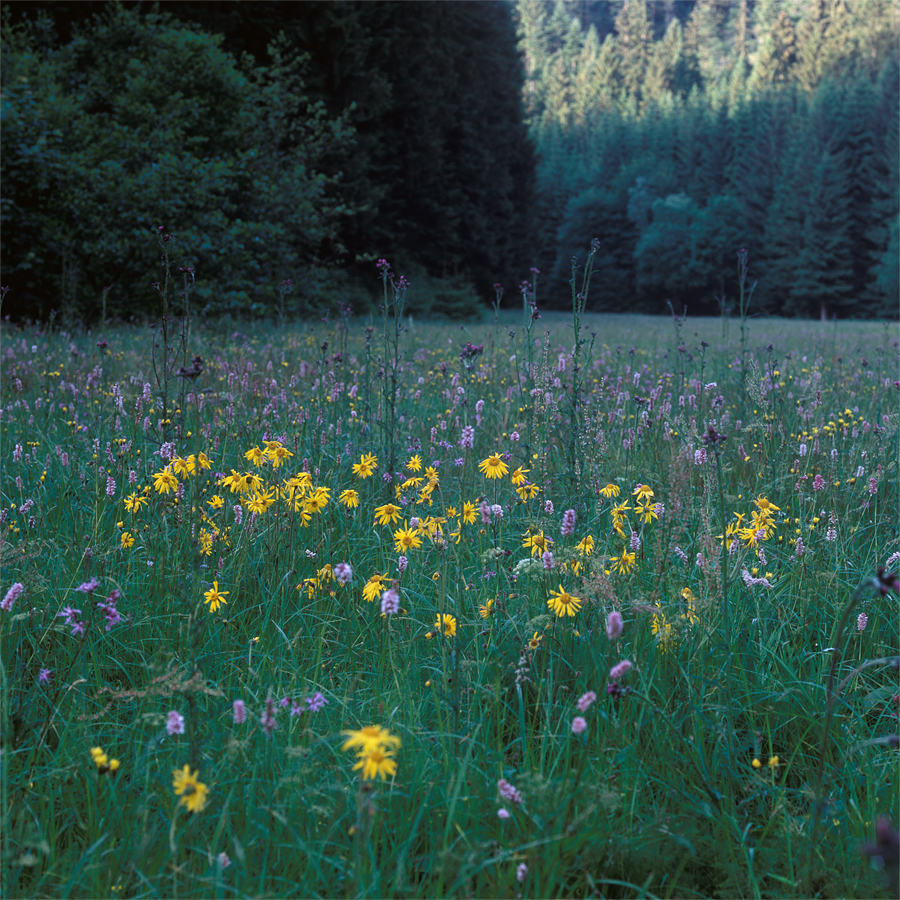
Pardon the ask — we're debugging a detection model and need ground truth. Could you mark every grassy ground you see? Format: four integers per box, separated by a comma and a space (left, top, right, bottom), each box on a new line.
1, 295, 898, 898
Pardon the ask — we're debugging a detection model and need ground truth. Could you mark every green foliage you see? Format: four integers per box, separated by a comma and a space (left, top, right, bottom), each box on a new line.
1, 310, 897, 898
515, 0, 899, 318
1, 7, 354, 322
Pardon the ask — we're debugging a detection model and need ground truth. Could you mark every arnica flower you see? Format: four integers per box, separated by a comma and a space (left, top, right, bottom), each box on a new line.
547, 586, 581, 617
363, 573, 387, 603
433, 613, 457, 637
406, 454, 423, 472
632, 483, 654, 501
172, 764, 209, 813
120, 531, 135, 549
352, 746, 399, 781
479, 598, 495, 619
352, 453, 378, 479
610, 548, 636, 575
152, 468, 179, 495
203, 581, 229, 613
600, 483, 620, 499
576, 535, 595, 556
90, 746, 120, 775
510, 466, 530, 486
339, 489, 359, 509
341, 725, 402, 756
374, 502, 402, 526
394, 524, 423, 554
522, 530, 552, 558
123, 492, 148, 513
528, 631, 543, 650
478, 453, 509, 480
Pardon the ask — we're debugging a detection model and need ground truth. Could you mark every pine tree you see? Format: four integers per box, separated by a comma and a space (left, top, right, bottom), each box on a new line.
613, 0, 652, 103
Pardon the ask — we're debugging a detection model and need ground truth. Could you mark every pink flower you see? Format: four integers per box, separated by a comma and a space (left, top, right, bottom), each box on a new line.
232, 699, 247, 725
541, 550, 554, 570
2, 582, 24, 612
571, 716, 588, 735
857, 612, 868, 632
334, 562, 352, 585
498, 778, 522, 805
516, 863, 528, 883
576, 691, 597, 712
497, 808, 511, 820
560, 509, 576, 537
166, 711, 185, 736
609, 659, 633, 680
606, 611, 624, 640
381, 588, 400, 616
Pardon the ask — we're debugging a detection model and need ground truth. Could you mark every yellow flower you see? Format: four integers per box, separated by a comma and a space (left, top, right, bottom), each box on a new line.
123, 492, 148, 513
339, 489, 360, 509
515, 482, 540, 500
394, 524, 423, 554
172, 764, 210, 813
632, 483, 654, 501
479, 599, 495, 619
650, 609, 676, 652
362, 574, 386, 603
635, 499, 658, 524
433, 614, 458, 637
600, 483, 620, 498
207, 494, 225, 510
528, 631, 543, 650
90, 746, 109, 769
406, 454, 423, 472
478, 453, 509, 480
510, 466, 530, 486
610, 549, 636, 575
196, 452, 212, 470
171, 455, 195, 478
152, 468, 179, 495
304, 486, 330, 514
768, 756, 780, 768
263, 440, 293, 468
547, 586, 581, 617
244, 446, 265, 467
341, 725, 401, 755
120, 531, 135, 549
245, 487, 277, 515
753, 496, 781, 514
352, 453, 378, 479
352, 747, 398, 781
461, 501, 477, 525
203, 581, 229, 613
522, 530, 552, 558
752, 758, 762, 769
374, 503, 402, 526
576, 535, 595, 556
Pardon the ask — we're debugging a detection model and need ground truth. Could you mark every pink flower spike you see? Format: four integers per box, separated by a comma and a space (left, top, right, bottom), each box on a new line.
609, 659, 633, 680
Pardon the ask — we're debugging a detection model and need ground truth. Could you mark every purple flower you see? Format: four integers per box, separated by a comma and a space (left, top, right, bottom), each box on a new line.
305, 692, 327, 712
233, 699, 247, 724
606, 611, 624, 641
38, 668, 53, 684
75, 577, 101, 594
571, 716, 588, 735
541, 550, 554, 570
576, 691, 597, 713
857, 612, 868, 632
381, 588, 400, 616
261, 696, 278, 737
2, 582, 23, 612
497, 778, 522, 805
861, 817, 899, 893
166, 711, 185, 736
334, 562, 352, 585
516, 863, 528, 883
609, 659, 633, 680
497, 807, 511, 820
560, 509, 576, 537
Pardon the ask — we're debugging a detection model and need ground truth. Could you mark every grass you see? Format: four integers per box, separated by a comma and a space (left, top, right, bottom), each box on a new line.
1, 285, 898, 899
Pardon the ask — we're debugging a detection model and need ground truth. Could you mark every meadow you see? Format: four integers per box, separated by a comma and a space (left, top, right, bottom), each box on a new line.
1, 261, 898, 899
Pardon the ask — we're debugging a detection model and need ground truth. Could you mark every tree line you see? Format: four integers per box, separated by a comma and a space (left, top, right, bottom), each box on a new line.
1, 1, 534, 322
518, 0, 899, 318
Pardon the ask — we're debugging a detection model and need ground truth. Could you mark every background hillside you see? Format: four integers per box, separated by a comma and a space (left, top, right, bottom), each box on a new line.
1, 1, 897, 322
